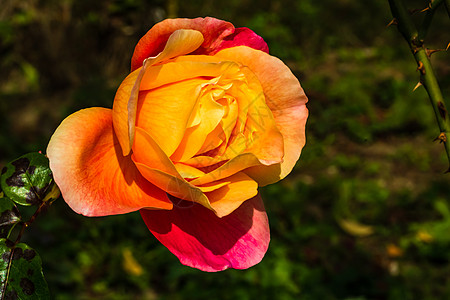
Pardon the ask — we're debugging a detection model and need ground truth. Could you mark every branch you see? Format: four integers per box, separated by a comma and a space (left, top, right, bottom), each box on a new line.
388, 0, 450, 172
388, 0, 419, 43
418, 0, 444, 42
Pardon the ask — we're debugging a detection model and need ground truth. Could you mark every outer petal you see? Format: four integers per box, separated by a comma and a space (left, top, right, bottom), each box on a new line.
112, 68, 141, 156
215, 46, 309, 185
131, 17, 268, 71
47, 108, 172, 216
140, 194, 269, 272
216, 27, 269, 54
113, 29, 204, 156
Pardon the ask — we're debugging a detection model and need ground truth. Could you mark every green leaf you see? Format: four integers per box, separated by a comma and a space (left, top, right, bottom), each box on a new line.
0, 198, 21, 238
0, 153, 58, 206
0, 239, 50, 299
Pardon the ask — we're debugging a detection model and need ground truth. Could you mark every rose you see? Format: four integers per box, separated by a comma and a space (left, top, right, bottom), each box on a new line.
47, 17, 308, 272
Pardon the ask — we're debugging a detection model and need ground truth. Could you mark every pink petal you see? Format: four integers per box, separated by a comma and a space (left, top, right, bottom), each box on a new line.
140, 194, 270, 271
215, 27, 269, 54
131, 17, 268, 71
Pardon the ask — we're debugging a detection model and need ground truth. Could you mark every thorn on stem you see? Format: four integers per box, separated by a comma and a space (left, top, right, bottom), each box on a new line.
434, 132, 447, 143
416, 61, 426, 75
426, 45, 449, 57
426, 49, 441, 57
419, 1, 433, 13
409, 8, 424, 14
413, 81, 423, 91
386, 19, 398, 27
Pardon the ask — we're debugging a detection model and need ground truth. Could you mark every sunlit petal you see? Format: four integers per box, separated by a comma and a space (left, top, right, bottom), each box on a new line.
47, 108, 172, 216
215, 46, 308, 185
113, 29, 204, 155
131, 17, 268, 71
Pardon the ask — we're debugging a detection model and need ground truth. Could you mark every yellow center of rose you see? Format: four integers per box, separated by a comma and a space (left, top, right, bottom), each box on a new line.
134, 54, 283, 176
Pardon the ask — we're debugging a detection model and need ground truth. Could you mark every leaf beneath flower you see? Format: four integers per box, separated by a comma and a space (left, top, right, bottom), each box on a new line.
0, 153, 59, 206
0, 198, 21, 238
0, 239, 50, 299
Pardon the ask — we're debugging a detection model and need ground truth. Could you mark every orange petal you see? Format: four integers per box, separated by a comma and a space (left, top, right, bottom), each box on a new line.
46, 108, 172, 216
190, 152, 261, 186
203, 172, 258, 217
112, 68, 142, 156
132, 127, 214, 212
134, 162, 214, 213
113, 29, 204, 156
215, 46, 308, 185
132, 127, 181, 177
196, 180, 229, 193
138, 59, 243, 159
170, 84, 225, 162
183, 155, 224, 168
174, 163, 205, 179
150, 29, 204, 65
229, 66, 284, 165
214, 95, 239, 147
196, 124, 227, 156
140, 58, 236, 91
135, 78, 204, 156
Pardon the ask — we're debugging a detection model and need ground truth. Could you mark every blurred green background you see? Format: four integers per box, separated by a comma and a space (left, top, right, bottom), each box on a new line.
1, 0, 450, 299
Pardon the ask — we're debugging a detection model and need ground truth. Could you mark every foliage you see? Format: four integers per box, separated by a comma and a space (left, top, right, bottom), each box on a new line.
0, 0, 449, 299
0, 153, 58, 299
0, 239, 50, 299
1, 153, 58, 206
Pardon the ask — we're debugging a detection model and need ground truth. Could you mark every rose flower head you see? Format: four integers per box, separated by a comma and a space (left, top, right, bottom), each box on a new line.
47, 17, 308, 272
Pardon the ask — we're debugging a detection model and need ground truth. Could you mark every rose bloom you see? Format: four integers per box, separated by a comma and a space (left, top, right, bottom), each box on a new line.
47, 17, 308, 272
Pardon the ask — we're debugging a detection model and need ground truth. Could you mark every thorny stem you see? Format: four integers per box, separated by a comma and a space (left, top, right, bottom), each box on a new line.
388, 0, 450, 172
418, 0, 444, 42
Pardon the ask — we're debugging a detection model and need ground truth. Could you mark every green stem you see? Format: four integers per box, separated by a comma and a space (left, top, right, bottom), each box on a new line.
418, 0, 444, 42
388, 0, 450, 172
388, 0, 419, 43
415, 49, 450, 171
